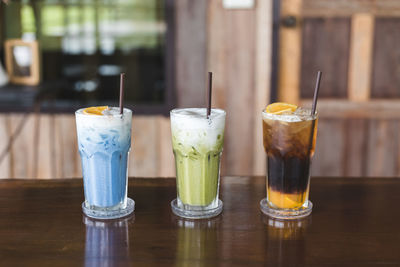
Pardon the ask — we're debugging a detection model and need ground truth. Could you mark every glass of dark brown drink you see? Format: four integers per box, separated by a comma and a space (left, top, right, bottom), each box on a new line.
260, 103, 318, 219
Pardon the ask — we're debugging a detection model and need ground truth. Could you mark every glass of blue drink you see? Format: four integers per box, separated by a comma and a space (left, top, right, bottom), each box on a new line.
76, 106, 134, 219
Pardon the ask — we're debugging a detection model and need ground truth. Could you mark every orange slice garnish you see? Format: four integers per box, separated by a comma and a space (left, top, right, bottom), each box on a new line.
83, 106, 109, 115
265, 102, 297, 115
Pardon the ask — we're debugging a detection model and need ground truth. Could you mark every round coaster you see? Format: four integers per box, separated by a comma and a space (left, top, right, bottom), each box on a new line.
171, 199, 223, 219
82, 198, 135, 220
260, 198, 312, 220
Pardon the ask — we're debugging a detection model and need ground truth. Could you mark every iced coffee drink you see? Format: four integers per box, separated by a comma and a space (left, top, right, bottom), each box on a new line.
260, 103, 318, 219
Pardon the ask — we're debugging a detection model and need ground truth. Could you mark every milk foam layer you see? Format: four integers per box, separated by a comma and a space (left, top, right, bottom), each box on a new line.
171, 108, 225, 152
76, 107, 132, 149
262, 107, 317, 122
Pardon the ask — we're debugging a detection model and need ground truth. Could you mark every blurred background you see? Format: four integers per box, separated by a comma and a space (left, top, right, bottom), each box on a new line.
0, 0, 399, 179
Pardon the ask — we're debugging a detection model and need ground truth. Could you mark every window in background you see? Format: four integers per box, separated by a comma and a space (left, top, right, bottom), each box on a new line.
0, 0, 173, 113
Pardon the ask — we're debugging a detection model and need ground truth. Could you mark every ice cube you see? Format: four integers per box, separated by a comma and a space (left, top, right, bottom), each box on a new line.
293, 107, 310, 116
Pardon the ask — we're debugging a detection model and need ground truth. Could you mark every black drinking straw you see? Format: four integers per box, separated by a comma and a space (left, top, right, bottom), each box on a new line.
119, 73, 125, 115
311, 71, 322, 115
207, 72, 213, 118
306, 71, 322, 161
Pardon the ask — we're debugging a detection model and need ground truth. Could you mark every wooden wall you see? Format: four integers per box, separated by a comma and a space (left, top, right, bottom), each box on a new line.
309, 102, 400, 177
0, 114, 175, 178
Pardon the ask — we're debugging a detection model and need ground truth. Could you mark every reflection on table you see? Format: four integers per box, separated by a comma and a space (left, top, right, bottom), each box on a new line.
174, 217, 221, 266
84, 215, 134, 267
263, 215, 311, 266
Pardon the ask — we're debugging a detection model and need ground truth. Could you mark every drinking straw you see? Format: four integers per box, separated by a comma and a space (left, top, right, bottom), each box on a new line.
207, 72, 212, 118
311, 71, 322, 115
119, 73, 125, 115
306, 71, 322, 159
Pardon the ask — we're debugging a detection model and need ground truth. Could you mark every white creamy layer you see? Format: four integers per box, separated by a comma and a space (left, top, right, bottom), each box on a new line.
170, 108, 225, 151
76, 107, 132, 144
262, 107, 317, 122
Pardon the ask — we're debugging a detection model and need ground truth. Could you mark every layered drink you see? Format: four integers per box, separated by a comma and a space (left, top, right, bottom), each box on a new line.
260, 103, 318, 219
76, 106, 135, 219
170, 108, 225, 219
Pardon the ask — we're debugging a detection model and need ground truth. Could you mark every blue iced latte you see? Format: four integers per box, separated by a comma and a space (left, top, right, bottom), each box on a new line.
76, 106, 134, 219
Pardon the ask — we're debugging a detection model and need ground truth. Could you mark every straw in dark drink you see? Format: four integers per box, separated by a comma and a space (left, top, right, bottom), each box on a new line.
119, 73, 125, 115
207, 72, 212, 118
306, 71, 322, 160
311, 71, 322, 115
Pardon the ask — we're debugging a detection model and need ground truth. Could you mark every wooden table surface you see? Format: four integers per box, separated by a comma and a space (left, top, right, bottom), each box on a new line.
0, 176, 399, 266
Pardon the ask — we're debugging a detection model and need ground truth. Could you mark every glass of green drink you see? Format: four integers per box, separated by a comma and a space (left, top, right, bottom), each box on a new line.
170, 108, 226, 219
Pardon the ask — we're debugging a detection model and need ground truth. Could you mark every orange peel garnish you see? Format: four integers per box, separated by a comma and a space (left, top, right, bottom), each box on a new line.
83, 106, 109, 115
265, 102, 297, 115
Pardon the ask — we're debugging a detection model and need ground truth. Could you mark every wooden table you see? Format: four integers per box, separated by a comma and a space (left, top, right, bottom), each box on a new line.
0, 176, 400, 266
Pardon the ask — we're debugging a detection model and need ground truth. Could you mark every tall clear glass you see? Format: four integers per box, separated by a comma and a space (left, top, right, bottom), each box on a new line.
76, 107, 135, 219
260, 108, 318, 219
170, 108, 225, 219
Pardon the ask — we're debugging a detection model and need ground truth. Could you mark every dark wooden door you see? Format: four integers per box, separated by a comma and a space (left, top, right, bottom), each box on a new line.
277, 0, 400, 176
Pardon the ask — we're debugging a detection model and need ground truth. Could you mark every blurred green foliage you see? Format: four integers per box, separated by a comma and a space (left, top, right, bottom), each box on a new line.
5, 0, 165, 51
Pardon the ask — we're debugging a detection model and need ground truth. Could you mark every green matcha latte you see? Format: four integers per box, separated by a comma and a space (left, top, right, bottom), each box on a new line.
170, 108, 225, 209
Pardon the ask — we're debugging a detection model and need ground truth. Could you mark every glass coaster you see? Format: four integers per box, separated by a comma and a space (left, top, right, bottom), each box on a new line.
260, 198, 312, 220
82, 198, 135, 220
171, 199, 223, 219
